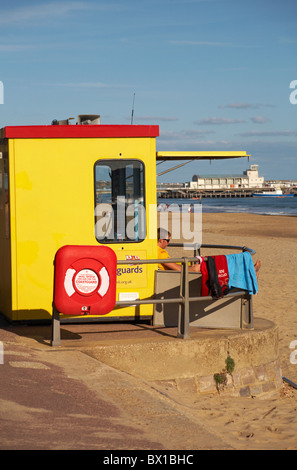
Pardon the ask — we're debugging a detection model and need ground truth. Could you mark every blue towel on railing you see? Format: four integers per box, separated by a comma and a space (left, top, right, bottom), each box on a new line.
225, 252, 258, 295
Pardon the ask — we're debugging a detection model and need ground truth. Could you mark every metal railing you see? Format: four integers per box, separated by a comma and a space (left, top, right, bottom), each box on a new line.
51, 243, 255, 346
115, 243, 255, 339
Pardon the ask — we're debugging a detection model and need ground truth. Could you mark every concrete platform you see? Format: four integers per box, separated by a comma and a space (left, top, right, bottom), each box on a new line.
4, 316, 282, 398
59, 318, 282, 398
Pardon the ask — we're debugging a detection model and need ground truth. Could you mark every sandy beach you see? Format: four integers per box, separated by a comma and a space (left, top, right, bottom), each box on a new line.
162, 211, 297, 450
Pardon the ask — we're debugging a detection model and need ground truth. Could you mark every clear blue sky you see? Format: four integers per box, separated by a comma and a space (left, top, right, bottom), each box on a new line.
0, 0, 296, 182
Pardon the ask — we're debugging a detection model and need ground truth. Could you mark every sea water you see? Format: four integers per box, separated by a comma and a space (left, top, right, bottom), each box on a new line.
157, 196, 297, 216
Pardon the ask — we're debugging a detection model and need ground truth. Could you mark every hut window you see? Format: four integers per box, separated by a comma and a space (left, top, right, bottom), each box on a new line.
94, 159, 146, 243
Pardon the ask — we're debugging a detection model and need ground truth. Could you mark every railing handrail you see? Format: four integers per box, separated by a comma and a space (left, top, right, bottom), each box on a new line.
116, 243, 255, 265
170, 242, 256, 255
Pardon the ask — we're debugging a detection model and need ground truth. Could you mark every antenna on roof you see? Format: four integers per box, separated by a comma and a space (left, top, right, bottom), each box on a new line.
131, 92, 135, 125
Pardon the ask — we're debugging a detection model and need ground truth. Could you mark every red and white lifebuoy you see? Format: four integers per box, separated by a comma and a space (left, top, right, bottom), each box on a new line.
54, 245, 117, 316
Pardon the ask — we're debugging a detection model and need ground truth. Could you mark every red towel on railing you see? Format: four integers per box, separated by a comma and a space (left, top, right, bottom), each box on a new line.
200, 255, 229, 298
200, 257, 209, 296
214, 255, 229, 296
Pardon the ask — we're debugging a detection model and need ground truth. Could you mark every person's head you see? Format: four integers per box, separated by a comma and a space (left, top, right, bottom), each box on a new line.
157, 228, 171, 248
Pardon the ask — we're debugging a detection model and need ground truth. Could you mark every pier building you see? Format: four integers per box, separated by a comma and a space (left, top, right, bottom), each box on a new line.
187, 164, 264, 190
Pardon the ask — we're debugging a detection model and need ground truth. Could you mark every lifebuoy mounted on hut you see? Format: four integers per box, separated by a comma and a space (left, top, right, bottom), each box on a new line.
53, 245, 117, 315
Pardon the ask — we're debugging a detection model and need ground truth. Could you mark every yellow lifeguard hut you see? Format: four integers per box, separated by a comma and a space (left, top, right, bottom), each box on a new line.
0, 116, 249, 322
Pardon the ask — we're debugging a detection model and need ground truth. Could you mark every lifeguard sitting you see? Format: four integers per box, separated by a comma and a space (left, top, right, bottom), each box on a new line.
157, 227, 261, 281
157, 228, 201, 272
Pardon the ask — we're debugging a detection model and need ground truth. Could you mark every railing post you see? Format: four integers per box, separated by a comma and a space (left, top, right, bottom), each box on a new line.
177, 257, 190, 339
51, 305, 61, 347
241, 293, 254, 329
247, 293, 254, 329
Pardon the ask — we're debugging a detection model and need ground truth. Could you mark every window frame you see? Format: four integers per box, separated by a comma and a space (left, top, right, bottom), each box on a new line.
94, 158, 146, 244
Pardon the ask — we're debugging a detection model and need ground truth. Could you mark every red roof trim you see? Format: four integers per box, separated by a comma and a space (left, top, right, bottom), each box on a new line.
0, 125, 159, 139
